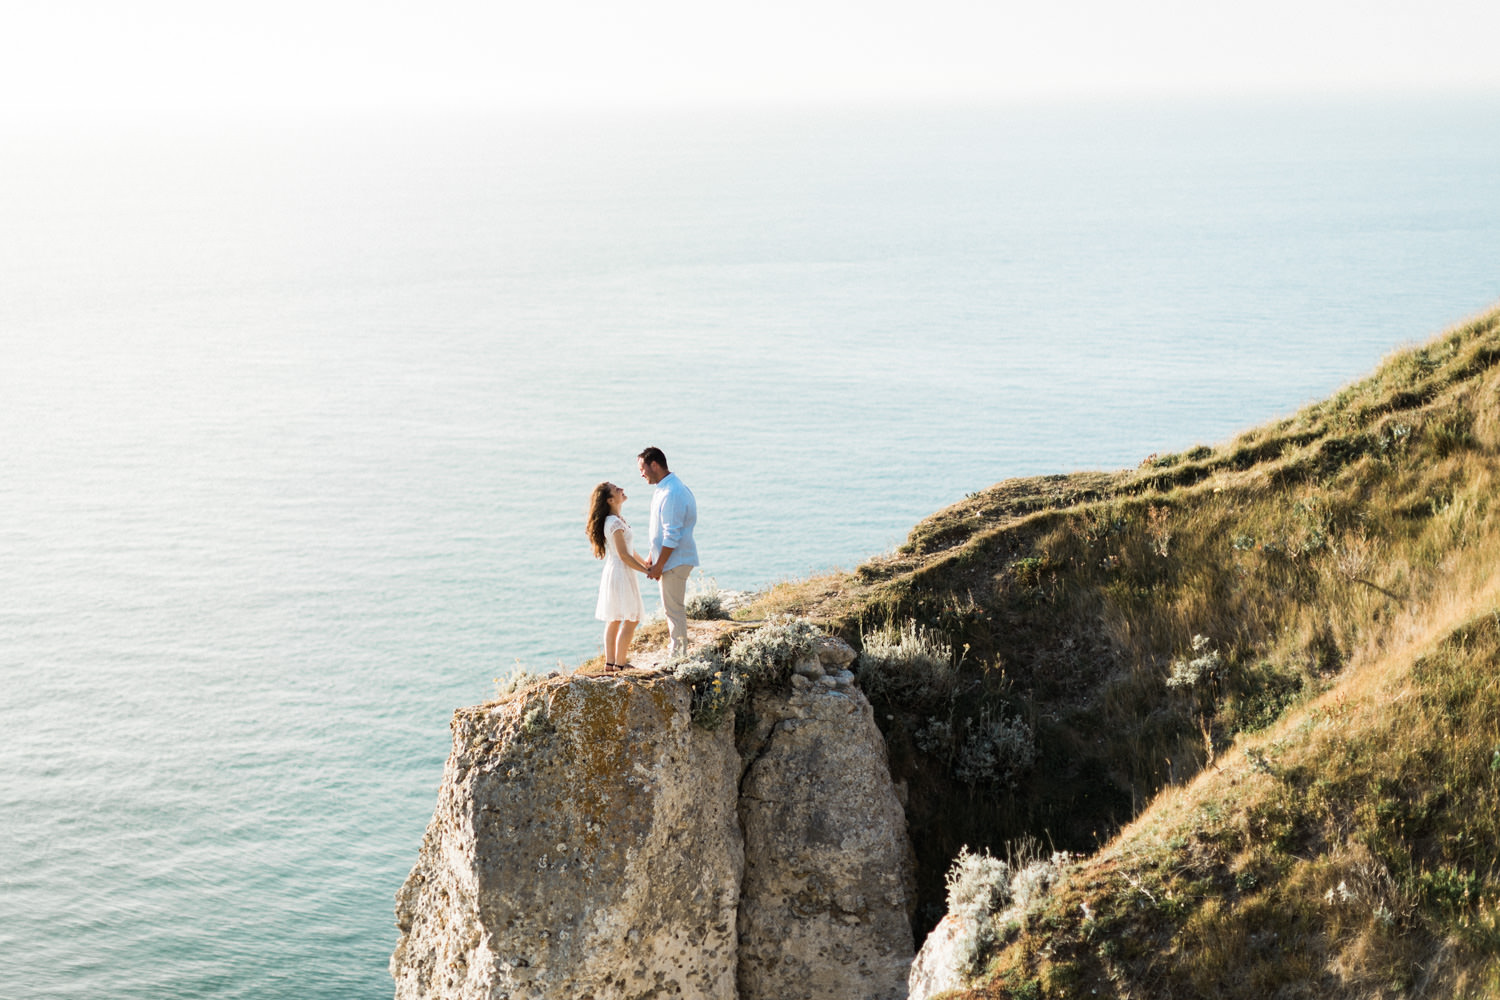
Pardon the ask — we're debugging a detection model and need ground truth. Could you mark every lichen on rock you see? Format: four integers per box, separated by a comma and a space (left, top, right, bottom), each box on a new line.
393, 672, 743, 1000
735, 673, 916, 1000
393, 630, 916, 1000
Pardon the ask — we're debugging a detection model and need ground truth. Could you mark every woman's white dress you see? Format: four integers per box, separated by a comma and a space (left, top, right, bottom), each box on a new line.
595, 514, 645, 623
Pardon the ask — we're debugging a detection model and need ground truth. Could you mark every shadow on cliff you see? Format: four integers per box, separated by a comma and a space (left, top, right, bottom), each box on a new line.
742, 304, 1500, 943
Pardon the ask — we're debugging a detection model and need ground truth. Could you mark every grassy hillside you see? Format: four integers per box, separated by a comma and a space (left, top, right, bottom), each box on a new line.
741, 304, 1500, 994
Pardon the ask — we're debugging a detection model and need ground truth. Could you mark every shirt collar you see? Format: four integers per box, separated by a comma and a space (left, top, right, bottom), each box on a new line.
655, 472, 677, 488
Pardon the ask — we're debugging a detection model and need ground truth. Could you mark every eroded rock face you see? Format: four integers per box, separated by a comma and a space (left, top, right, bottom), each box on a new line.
736, 658, 917, 1000
392, 673, 743, 1000
392, 639, 916, 1000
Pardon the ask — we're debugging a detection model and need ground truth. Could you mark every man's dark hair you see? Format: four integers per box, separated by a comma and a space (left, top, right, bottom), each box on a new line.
638, 446, 668, 470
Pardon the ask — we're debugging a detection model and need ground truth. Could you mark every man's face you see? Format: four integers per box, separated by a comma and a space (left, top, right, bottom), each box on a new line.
638, 458, 661, 485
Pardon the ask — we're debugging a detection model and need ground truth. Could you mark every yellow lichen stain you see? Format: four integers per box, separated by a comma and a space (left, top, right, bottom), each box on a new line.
537, 677, 679, 858
453, 674, 696, 871
643, 679, 681, 718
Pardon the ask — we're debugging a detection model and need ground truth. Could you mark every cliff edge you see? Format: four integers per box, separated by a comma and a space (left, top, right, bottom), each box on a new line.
392, 636, 915, 1000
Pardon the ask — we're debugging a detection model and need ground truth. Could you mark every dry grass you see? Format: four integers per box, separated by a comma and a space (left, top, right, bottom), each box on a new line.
951, 593, 1500, 999
750, 305, 1500, 991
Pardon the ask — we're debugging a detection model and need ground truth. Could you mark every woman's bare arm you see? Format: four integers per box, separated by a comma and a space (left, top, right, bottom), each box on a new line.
612, 527, 650, 572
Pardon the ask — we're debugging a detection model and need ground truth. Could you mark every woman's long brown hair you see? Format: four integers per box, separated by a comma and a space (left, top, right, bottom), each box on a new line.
586, 482, 615, 558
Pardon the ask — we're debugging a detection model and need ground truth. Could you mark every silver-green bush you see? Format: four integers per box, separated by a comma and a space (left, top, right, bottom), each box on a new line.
914, 718, 955, 755
685, 575, 727, 620
942, 844, 1072, 976
947, 846, 1011, 915
686, 592, 725, 620
674, 616, 823, 729
1165, 633, 1224, 689
856, 620, 958, 704
492, 665, 558, 701
945, 847, 1010, 974
954, 711, 1037, 788
727, 614, 821, 687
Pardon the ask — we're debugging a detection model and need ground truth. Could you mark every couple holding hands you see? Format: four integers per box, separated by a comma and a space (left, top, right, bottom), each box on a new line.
585, 446, 698, 671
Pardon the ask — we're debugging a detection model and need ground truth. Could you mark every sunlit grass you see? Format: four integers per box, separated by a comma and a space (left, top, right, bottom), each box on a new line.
758, 305, 1500, 993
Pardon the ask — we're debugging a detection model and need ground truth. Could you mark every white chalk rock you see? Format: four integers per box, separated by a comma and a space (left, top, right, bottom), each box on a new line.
392, 674, 742, 1000
736, 682, 916, 1000
906, 914, 970, 1000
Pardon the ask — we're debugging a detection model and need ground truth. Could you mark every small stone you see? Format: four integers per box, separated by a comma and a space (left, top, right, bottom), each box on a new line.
815, 636, 857, 669
817, 676, 838, 688
790, 673, 812, 690
831, 670, 855, 686
792, 657, 824, 679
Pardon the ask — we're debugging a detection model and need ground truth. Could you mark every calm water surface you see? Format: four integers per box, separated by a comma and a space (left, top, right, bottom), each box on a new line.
2, 97, 1498, 998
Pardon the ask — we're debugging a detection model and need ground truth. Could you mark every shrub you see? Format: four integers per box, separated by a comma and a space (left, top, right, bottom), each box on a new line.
857, 619, 957, 704
1009, 556, 1050, 587
945, 847, 1010, 974
955, 711, 1037, 788
685, 573, 727, 620
672, 648, 727, 686
947, 846, 1011, 916
520, 705, 549, 737
942, 844, 1072, 976
691, 669, 744, 730
493, 664, 557, 700
1165, 634, 1223, 689
727, 614, 821, 687
1418, 865, 1483, 914
686, 592, 725, 620
914, 719, 956, 755
1007, 851, 1068, 913
674, 616, 824, 729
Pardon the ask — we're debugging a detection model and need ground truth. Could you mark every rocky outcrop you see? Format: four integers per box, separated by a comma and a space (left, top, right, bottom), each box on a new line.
736, 644, 915, 1000
905, 915, 970, 1000
906, 849, 1074, 1000
392, 672, 743, 1000
392, 638, 916, 1000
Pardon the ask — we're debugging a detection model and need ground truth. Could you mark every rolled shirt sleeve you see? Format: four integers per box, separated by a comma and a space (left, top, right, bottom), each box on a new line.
659, 492, 684, 547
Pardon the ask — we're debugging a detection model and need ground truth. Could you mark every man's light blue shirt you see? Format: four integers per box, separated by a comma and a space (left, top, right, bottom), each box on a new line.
649, 472, 698, 572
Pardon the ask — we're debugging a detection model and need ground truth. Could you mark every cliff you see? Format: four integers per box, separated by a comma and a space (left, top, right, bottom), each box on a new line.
392, 636, 916, 1000
396, 304, 1500, 999
746, 304, 1500, 997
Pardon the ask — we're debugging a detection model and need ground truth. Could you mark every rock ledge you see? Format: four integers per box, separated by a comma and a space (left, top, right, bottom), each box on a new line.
393, 639, 915, 1000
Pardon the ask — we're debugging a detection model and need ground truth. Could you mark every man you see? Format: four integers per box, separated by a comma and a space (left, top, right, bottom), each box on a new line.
638, 446, 698, 658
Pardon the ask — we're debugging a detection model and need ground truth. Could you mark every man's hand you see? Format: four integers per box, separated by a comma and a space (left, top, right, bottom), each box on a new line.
648, 545, 675, 581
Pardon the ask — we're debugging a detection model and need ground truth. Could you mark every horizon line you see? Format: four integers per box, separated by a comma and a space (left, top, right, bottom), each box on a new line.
6, 83, 1500, 132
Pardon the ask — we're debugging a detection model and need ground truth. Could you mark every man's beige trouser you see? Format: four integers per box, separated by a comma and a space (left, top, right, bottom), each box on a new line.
658, 565, 692, 658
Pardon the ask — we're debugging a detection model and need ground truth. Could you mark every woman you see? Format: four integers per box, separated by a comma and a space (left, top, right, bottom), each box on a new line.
586, 482, 650, 671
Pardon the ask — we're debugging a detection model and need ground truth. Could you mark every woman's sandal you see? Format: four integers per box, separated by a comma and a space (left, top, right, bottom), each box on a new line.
604, 662, 619, 673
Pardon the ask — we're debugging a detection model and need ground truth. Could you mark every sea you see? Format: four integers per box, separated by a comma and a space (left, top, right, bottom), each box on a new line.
2, 95, 1498, 998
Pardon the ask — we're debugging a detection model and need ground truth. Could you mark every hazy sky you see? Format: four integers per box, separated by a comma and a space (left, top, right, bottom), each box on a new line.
4, 0, 1500, 120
